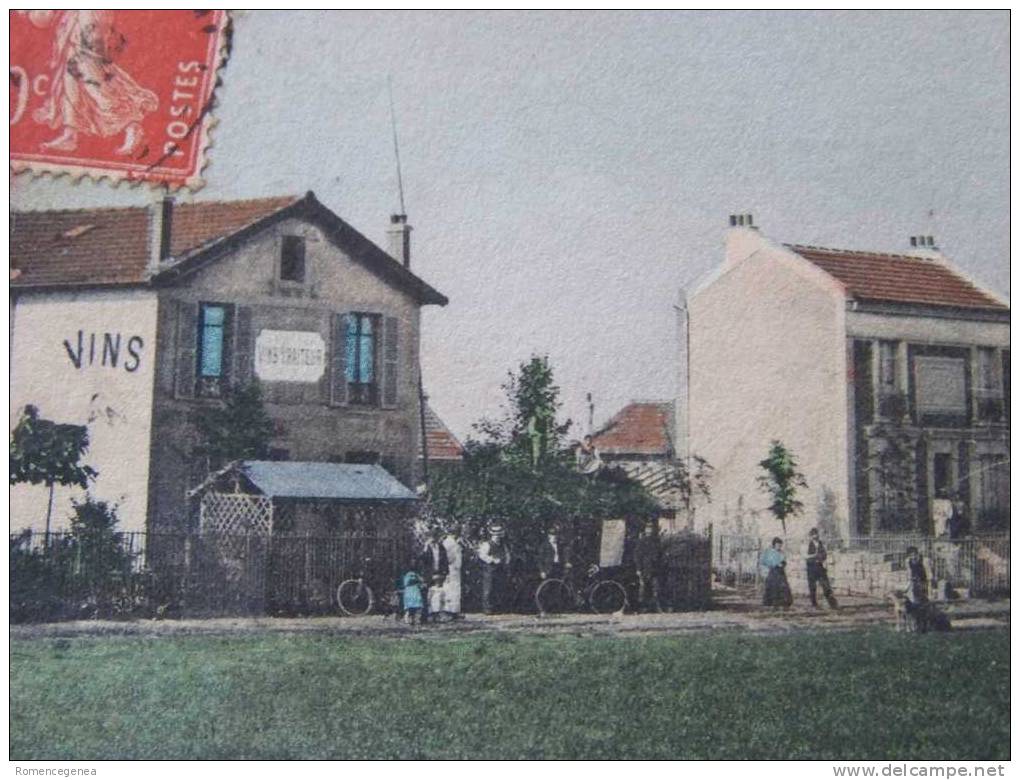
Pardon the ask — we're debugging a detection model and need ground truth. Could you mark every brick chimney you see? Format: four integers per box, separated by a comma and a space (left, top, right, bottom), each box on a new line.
387, 213, 412, 268
148, 196, 174, 274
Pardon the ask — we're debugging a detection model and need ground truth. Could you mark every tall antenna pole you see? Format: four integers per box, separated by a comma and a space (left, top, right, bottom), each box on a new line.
387, 75, 407, 216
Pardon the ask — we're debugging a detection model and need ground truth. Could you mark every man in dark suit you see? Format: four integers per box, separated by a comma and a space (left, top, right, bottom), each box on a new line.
418, 528, 449, 622
804, 527, 838, 610
538, 529, 571, 581
634, 521, 663, 612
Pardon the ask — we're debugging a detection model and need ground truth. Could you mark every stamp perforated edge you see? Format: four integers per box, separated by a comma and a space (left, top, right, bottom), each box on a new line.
9, 10, 232, 192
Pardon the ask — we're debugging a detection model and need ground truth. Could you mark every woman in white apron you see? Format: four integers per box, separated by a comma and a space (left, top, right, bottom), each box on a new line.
441, 533, 463, 618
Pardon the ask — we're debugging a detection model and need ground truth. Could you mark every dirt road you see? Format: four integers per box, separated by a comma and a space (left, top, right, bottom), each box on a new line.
10, 592, 1009, 641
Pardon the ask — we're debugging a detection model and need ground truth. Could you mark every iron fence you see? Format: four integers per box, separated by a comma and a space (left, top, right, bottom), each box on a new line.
11, 527, 714, 621
10, 530, 412, 622
714, 533, 1010, 598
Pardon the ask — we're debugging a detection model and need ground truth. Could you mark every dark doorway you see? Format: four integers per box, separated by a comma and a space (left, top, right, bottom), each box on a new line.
933, 452, 953, 497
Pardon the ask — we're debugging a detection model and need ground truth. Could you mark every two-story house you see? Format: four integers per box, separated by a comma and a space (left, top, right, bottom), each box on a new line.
684, 218, 1008, 542
10, 193, 448, 534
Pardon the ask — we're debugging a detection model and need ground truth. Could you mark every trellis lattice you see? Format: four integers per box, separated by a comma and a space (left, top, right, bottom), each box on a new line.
200, 492, 274, 536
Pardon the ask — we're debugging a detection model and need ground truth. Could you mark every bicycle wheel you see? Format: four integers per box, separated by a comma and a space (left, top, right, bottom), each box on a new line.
535, 578, 574, 615
588, 580, 628, 615
336, 579, 374, 616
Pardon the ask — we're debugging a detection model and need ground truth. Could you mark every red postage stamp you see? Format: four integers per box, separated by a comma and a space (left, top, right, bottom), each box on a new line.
9, 10, 229, 189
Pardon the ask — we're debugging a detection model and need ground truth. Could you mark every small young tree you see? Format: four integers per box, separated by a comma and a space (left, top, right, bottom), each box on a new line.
69, 495, 133, 597
10, 405, 97, 539
192, 382, 274, 468
756, 440, 807, 535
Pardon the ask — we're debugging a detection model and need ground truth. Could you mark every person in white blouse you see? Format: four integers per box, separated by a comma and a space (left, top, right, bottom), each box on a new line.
476, 524, 512, 614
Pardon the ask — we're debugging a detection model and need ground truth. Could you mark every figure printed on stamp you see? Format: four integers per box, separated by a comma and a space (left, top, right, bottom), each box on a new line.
24, 10, 158, 156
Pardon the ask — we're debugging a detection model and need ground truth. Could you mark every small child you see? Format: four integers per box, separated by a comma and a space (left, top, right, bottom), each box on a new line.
401, 571, 424, 626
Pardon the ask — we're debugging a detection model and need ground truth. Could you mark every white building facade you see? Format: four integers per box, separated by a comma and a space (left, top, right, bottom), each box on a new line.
684, 223, 1009, 542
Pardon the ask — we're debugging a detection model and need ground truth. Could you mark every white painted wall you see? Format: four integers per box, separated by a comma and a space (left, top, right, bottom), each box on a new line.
688, 229, 851, 540
10, 290, 159, 533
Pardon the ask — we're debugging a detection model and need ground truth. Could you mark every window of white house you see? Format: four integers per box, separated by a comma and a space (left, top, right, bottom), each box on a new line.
879, 341, 897, 389
914, 356, 966, 416
280, 236, 306, 283
978, 455, 1009, 529
198, 303, 228, 397
345, 313, 378, 405
977, 347, 996, 392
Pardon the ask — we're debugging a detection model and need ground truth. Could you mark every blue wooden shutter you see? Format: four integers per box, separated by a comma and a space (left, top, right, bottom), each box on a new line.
382, 315, 399, 409
330, 313, 348, 406
232, 305, 253, 389
174, 300, 199, 399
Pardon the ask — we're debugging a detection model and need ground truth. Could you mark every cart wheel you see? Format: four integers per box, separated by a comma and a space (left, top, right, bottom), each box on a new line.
337, 579, 374, 616
535, 578, 574, 616
588, 580, 627, 615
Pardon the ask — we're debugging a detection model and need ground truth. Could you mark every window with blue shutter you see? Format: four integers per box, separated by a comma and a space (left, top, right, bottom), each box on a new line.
345, 313, 379, 405
197, 303, 231, 398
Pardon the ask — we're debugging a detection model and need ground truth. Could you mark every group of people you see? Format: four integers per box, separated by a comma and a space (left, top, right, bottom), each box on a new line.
398, 516, 668, 624
399, 526, 464, 625
759, 529, 951, 632
758, 528, 839, 610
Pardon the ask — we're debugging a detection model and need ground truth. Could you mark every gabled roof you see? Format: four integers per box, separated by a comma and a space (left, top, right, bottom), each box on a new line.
10, 192, 448, 306
592, 401, 674, 457
10, 196, 298, 289
787, 244, 1008, 313
242, 461, 418, 501
422, 404, 464, 461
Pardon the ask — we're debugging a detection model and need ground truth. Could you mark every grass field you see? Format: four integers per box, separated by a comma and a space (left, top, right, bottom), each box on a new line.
10, 628, 1009, 760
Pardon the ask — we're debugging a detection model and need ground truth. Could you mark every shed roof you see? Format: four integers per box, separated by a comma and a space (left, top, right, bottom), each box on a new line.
241, 461, 418, 501
787, 244, 1008, 312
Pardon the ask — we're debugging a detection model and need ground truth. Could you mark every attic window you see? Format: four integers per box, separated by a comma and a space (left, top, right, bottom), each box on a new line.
60, 224, 96, 239
280, 236, 306, 283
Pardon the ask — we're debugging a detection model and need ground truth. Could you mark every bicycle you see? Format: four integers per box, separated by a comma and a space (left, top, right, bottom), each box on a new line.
336, 556, 376, 616
534, 564, 629, 616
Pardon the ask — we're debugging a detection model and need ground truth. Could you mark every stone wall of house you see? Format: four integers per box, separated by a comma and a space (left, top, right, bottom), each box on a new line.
148, 216, 425, 533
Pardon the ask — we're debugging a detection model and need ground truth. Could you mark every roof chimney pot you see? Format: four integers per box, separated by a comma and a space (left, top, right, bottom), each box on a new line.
387, 213, 412, 268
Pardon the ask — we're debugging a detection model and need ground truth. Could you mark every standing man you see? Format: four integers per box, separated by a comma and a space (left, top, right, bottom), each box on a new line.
804, 528, 838, 610
634, 521, 663, 612
477, 524, 511, 614
418, 527, 449, 623
575, 435, 603, 476
538, 527, 571, 581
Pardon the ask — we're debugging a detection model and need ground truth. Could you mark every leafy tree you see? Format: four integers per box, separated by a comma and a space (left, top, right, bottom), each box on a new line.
10, 405, 98, 539
428, 357, 661, 559
756, 440, 807, 535
68, 495, 135, 607
192, 382, 273, 467
870, 430, 918, 533
474, 356, 573, 468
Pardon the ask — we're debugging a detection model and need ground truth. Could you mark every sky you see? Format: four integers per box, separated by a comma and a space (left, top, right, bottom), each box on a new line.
11, 10, 1010, 442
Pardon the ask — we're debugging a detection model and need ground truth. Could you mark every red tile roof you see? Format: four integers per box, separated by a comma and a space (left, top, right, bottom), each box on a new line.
422, 404, 464, 461
10, 196, 301, 289
788, 245, 1007, 312
592, 401, 674, 457
168, 196, 302, 258
11, 206, 152, 287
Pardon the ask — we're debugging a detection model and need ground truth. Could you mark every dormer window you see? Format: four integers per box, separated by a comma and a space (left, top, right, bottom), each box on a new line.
280, 235, 306, 283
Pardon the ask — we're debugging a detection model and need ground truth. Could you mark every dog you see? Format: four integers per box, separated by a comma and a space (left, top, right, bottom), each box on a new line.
888, 592, 916, 633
